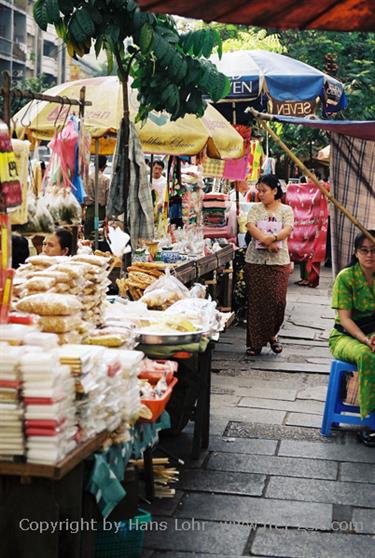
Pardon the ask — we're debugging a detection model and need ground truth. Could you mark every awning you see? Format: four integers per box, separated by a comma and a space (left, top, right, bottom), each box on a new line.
265, 116, 375, 141
137, 0, 375, 32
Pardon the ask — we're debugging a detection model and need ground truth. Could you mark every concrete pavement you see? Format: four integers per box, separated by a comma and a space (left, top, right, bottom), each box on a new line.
143, 267, 375, 557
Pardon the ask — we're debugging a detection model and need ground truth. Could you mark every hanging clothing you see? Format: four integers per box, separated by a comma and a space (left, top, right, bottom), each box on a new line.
10, 140, 29, 225
329, 263, 375, 418
107, 120, 154, 245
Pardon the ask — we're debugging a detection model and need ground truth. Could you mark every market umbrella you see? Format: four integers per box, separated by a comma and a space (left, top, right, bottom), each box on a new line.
13, 76, 244, 160
209, 50, 347, 124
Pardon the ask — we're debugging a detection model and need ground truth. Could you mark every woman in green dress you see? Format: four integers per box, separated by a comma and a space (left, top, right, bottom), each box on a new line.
329, 230, 375, 446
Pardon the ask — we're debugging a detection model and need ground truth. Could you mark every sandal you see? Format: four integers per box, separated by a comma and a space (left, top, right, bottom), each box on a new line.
246, 347, 262, 356
270, 339, 283, 354
357, 431, 375, 447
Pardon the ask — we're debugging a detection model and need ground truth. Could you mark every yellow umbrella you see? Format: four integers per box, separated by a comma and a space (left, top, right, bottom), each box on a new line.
13, 76, 244, 159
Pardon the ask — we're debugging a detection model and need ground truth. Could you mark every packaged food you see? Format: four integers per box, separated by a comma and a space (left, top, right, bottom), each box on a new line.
38, 313, 82, 333
23, 276, 56, 292
56, 331, 82, 345
16, 293, 82, 316
71, 254, 110, 268
33, 270, 71, 284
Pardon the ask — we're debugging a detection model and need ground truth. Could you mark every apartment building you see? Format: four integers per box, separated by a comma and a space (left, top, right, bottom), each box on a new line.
0, 0, 100, 87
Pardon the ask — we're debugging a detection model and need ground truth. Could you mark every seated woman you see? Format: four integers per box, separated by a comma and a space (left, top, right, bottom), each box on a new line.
42, 228, 73, 257
329, 230, 375, 446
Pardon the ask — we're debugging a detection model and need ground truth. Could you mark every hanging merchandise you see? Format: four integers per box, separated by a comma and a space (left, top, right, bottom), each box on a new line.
223, 147, 249, 180
10, 140, 30, 226
108, 120, 154, 246
202, 157, 225, 178
0, 121, 22, 211
0, 213, 14, 324
181, 164, 204, 226
248, 139, 264, 181
168, 157, 183, 229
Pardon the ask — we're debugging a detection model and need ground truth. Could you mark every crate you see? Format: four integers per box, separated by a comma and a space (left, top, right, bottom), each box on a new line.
95, 509, 151, 558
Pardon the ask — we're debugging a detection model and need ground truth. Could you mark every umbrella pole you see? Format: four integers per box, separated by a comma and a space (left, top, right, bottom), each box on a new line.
94, 138, 99, 250
249, 108, 375, 246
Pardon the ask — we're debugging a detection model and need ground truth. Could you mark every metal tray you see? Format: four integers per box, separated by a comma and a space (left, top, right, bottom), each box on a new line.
135, 329, 204, 345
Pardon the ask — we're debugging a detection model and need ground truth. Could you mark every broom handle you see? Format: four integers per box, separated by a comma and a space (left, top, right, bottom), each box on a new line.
249, 109, 375, 246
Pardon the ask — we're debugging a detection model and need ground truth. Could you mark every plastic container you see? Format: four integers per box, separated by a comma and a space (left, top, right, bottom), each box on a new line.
95, 509, 151, 558
140, 377, 178, 423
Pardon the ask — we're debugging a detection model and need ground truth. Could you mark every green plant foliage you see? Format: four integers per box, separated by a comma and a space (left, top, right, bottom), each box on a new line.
32, 0, 230, 121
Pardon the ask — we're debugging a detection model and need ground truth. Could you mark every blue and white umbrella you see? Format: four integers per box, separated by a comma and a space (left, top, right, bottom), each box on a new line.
210, 50, 347, 123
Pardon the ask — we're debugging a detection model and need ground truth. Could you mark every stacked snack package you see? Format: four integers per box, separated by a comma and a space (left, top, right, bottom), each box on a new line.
14, 253, 111, 330
0, 345, 25, 460
20, 349, 77, 465
70, 254, 111, 327
16, 292, 83, 345
57, 345, 143, 441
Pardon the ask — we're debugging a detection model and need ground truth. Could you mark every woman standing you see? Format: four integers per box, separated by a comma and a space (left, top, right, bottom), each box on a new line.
329, 231, 375, 446
245, 175, 294, 356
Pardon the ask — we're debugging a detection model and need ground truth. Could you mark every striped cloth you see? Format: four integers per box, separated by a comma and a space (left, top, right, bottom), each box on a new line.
330, 133, 375, 275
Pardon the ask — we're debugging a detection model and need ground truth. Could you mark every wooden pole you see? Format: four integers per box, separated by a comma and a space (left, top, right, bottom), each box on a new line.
94, 138, 99, 250
249, 108, 375, 246
78, 86, 86, 119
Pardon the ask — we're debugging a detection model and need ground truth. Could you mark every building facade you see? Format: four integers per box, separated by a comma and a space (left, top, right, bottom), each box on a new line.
0, 0, 101, 87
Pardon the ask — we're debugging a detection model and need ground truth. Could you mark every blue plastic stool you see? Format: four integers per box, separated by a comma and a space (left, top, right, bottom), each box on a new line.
321, 359, 375, 436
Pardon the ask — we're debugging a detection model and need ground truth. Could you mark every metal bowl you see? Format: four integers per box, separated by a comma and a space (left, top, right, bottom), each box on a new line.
135, 329, 204, 345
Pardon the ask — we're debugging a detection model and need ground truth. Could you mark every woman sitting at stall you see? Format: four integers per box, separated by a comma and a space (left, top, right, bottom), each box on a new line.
245, 174, 294, 356
42, 228, 73, 257
329, 230, 375, 446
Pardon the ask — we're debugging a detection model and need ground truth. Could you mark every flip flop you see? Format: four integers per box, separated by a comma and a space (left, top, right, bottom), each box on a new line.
246, 347, 262, 356
270, 339, 283, 354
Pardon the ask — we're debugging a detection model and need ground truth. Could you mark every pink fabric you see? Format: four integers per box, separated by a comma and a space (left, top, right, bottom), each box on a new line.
203, 201, 228, 208
203, 193, 229, 201
286, 182, 329, 264
223, 149, 249, 180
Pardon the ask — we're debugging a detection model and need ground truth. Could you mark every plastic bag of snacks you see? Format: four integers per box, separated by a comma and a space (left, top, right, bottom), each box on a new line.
16, 293, 81, 315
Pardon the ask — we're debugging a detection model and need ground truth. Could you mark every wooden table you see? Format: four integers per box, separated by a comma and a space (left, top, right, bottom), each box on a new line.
0, 432, 108, 558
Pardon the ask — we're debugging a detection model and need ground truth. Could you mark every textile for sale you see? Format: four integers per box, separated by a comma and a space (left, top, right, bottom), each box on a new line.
107, 120, 154, 245
10, 140, 29, 225
202, 157, 225, 178
286, 181, 329, 269
0, 121, 22, 210
330, 133, 375, 274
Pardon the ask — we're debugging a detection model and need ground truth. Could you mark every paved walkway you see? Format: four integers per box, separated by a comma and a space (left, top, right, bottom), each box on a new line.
143, 267, 375, 558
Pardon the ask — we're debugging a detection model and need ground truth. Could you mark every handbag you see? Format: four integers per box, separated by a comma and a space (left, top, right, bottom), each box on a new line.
255, 219, 282, 250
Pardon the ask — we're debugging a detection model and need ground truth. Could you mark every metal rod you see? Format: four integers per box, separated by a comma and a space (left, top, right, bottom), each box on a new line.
78, 86, 86, 118
7, 88, 92, 107
248, 108, 375, 246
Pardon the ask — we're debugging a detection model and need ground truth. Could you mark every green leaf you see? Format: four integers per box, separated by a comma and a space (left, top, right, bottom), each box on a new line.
57, 0, 75, 16
181, 31, 194, 54
201, 29, 214, 58
69, 14, 88, 43
192, 30, 204, 57
46, 0, 61, 24
152, 35, 168, 59
139, 23, 154, 54
33, 0, 48, 31
54, 18, 67, 39
76, 7, 95, 37
94, 35, 103, 57
89, 6, 103, 25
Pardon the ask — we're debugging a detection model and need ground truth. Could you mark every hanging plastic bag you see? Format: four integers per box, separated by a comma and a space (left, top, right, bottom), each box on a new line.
140, 268, 190, 310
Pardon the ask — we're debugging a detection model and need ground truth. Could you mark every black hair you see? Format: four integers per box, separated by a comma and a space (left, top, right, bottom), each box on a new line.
153, 160, 164, 170
315, 170, 322, 180
11, 235, 29, 269
347, 229, 375, 267
300, 176, 307, 183
98, 155, 107, 171
55, 228, 73, 256
258, 174, 283, 200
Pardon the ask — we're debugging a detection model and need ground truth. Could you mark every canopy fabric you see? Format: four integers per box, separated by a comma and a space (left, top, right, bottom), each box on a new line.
137, 0, 375, 32
13, 76, 244, 160
267, 116, 375, 141
330, 133, 375, 274
211, 50, 347, 112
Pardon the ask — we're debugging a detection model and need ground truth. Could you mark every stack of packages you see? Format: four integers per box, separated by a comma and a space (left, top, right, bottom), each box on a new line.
20, 349, 77, 465
57, 345, 143, 441
16, 292, 83, 345
0, 346, 25, 460
14, 253, 111, 333
202, 192, 229, 234
57, 344, 105, 441
70, 254, 110, 327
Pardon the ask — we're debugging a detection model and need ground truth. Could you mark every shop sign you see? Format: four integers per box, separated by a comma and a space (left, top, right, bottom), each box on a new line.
269, 98, 317, 116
